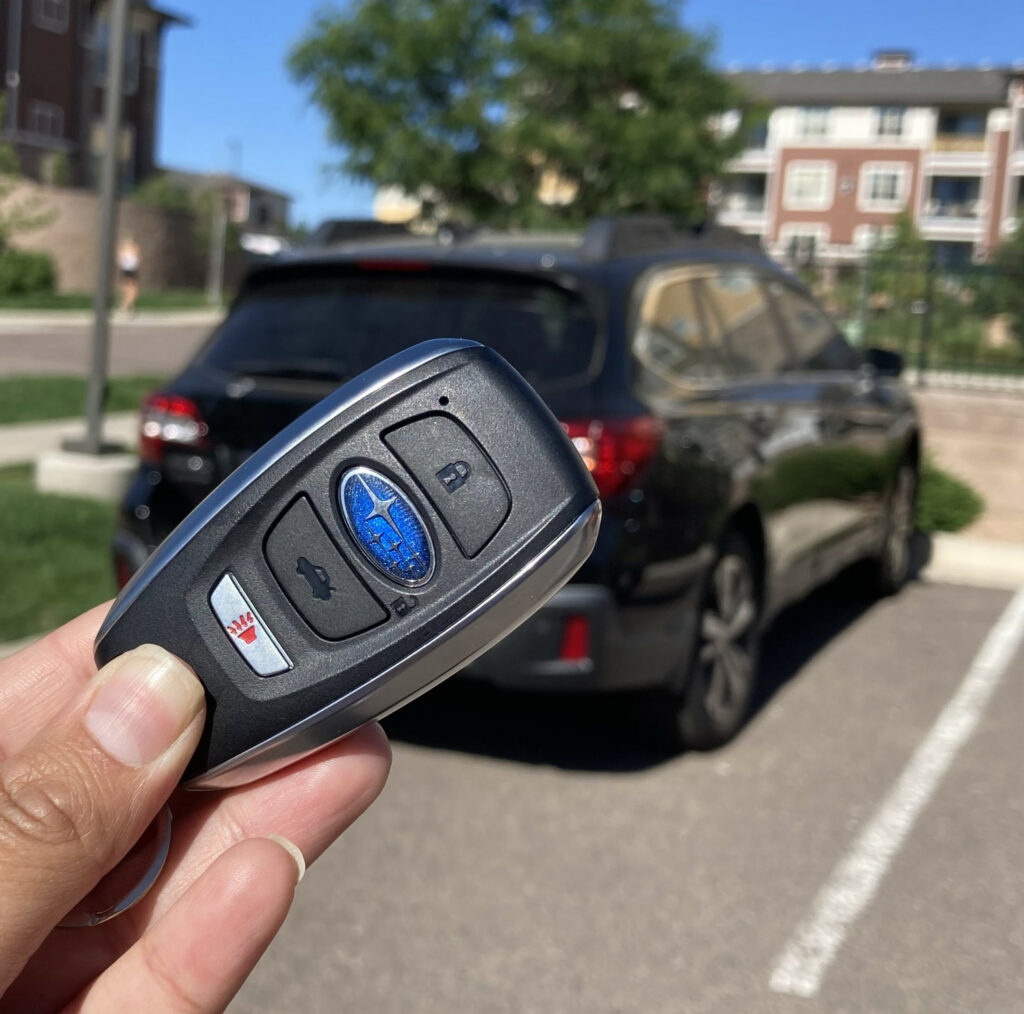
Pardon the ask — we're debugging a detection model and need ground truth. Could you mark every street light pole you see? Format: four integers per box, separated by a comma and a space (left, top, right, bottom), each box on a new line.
206, 188, 227, 306
77, 0, 130, 455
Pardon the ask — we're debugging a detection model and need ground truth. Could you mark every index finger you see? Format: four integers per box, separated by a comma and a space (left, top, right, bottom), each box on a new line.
0, 602, 112, 758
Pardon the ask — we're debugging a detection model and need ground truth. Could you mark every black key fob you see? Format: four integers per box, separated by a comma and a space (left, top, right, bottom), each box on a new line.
95, 340, 600, 789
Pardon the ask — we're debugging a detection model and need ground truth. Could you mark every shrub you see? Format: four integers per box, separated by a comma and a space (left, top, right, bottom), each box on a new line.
0, 249, 56, 295
0, 249, 56, 294
916, 458, 984, 533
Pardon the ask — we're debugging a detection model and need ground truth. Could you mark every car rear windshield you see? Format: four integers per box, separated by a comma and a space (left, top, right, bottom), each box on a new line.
198, 270, 601, 391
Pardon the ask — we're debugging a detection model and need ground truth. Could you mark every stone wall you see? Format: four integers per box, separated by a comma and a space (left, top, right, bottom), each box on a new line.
5, 181, 208, 292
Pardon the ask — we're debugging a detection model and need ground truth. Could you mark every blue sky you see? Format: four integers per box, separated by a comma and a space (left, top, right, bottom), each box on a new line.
158, 0, 1024, 227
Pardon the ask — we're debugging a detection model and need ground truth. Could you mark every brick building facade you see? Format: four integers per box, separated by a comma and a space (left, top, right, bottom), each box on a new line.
717, 51, 1024, 266
1, 0, 187, 189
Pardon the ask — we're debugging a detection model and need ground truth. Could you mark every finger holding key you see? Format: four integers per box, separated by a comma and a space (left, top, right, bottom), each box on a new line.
0, 644, 204, 991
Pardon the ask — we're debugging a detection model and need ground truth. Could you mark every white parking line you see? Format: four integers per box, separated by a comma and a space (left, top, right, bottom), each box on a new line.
769, 586, 1024, 998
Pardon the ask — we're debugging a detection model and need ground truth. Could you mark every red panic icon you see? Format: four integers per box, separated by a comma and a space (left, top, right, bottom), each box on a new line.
227, 612, 257, 644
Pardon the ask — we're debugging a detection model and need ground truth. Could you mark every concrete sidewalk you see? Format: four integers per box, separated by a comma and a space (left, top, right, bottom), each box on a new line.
0, 412, 138, 467
914, 388, 1024, 544
0, 309, 222, 331
923, 533, 1024, 591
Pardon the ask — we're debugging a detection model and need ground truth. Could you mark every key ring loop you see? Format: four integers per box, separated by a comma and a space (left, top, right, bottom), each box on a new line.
58, 805, 173, 928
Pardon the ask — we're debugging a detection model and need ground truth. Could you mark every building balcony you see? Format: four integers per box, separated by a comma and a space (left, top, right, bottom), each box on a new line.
919, 203, 985, 238
726, 149, 772, 173
925, 145, 989, 175
715, 179, 768, 233
720, 194, 766, 215
933, 134, 986, 153
923, 198, 983, 220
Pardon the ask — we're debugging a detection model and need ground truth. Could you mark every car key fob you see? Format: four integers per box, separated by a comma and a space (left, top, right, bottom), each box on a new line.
95, 339, 600, 789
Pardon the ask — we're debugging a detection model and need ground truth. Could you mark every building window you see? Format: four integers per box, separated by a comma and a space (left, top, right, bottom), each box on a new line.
937, 111, 986, 137
858, 163, 910, 211
144, 27, 160, 69
33, 0, 69, 32
778, 225, 829, 267
875, 107, 905, 138
78, 0, 93, 44
797, 106, 830, 139
28, 101, 64, 139
784, 162, 834, 211
94, 23, 140, 93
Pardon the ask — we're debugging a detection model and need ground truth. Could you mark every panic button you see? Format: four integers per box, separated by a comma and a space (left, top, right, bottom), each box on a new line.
210, 573, 291, 676
384, 414, 510, 557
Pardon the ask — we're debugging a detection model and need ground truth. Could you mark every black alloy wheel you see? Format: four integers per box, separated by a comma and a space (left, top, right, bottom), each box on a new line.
669, 533, 761, 751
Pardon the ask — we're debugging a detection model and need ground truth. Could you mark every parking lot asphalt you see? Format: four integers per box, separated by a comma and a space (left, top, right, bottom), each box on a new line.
228, 577, 1023, 1014
0, 322, 211, 377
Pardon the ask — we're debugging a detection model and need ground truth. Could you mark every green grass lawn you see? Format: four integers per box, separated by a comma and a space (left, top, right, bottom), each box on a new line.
0, 465, 116, 641
0, 375, 166, 425
0, 289, 220, 311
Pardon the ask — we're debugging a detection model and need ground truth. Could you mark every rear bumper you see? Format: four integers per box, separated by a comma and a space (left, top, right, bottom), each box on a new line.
114, 528, 700, 695
462, 583, 694, 692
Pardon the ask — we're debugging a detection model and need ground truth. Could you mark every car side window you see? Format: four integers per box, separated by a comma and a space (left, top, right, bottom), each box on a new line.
768, 281, 861, 372
700, 268, 788, 377
633, 270, 728, 387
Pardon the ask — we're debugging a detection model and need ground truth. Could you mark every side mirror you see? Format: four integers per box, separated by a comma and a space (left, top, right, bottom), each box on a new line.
865, 347, 904, 378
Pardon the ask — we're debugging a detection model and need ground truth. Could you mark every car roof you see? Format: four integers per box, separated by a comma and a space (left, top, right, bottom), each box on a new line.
247, 221, 785, 288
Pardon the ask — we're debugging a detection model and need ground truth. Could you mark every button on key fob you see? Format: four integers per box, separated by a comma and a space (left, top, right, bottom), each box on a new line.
95, 340, 601, 789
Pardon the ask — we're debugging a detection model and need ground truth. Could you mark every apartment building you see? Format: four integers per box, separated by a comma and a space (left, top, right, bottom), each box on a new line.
717, 51, 1024, 265
1, 0, 187, 188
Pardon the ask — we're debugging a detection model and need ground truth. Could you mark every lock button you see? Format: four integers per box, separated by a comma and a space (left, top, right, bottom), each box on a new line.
384, 414, 510, 557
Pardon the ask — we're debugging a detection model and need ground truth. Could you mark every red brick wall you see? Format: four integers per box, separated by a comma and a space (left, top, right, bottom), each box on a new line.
986, 129, 1009, 253
771, 146, 923, 245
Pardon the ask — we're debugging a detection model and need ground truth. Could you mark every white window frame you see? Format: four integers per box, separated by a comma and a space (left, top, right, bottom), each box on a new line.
797, 106, 830, 140
875, 106, 906, 138
784, 160, 835, 211
27, 101, 64, 140
858, 162, 911, 212
33, 0, 69, 33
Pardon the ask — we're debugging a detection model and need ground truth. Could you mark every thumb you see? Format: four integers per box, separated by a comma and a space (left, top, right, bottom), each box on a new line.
0, 644, 204, 989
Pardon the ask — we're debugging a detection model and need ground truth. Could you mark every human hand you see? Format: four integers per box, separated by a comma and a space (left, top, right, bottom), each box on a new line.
0, 603, 391, 1012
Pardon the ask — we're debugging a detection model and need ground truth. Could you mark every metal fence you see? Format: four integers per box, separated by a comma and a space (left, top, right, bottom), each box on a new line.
800, 252, 1024, 392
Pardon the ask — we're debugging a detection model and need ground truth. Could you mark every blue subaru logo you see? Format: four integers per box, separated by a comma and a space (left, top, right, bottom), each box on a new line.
339, 467, 434, 587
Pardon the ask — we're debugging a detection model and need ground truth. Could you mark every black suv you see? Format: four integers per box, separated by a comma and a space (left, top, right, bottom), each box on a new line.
115, 216, 919, 750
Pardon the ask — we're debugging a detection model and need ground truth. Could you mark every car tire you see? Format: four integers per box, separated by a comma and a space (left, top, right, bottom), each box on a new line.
661, 532, 762, 752
870, 461, 918, 597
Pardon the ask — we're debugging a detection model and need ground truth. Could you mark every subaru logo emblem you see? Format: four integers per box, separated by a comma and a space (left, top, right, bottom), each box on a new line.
338, 467, 434, 587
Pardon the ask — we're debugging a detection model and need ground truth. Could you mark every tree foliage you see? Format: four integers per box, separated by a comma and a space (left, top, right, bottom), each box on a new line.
0, 98, 55, 252
979, 224, 1024, 346
289, 0, 745, 227
132, 174, 242, 254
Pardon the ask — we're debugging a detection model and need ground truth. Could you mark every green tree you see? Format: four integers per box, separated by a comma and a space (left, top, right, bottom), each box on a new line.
977, 225, 1024, 348
131, 173, 194, 213
865, 210, 989, 363
863, 211, 928, 352
289, 0, 745, 227
132, 174, 241, 254
0, 98, 54, 251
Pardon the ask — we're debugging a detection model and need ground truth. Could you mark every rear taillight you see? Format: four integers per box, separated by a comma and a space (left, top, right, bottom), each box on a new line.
139, 393, 209, 464
114, 555, 134, 590
559, 615, 591, 662
560, 417, 664, 498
